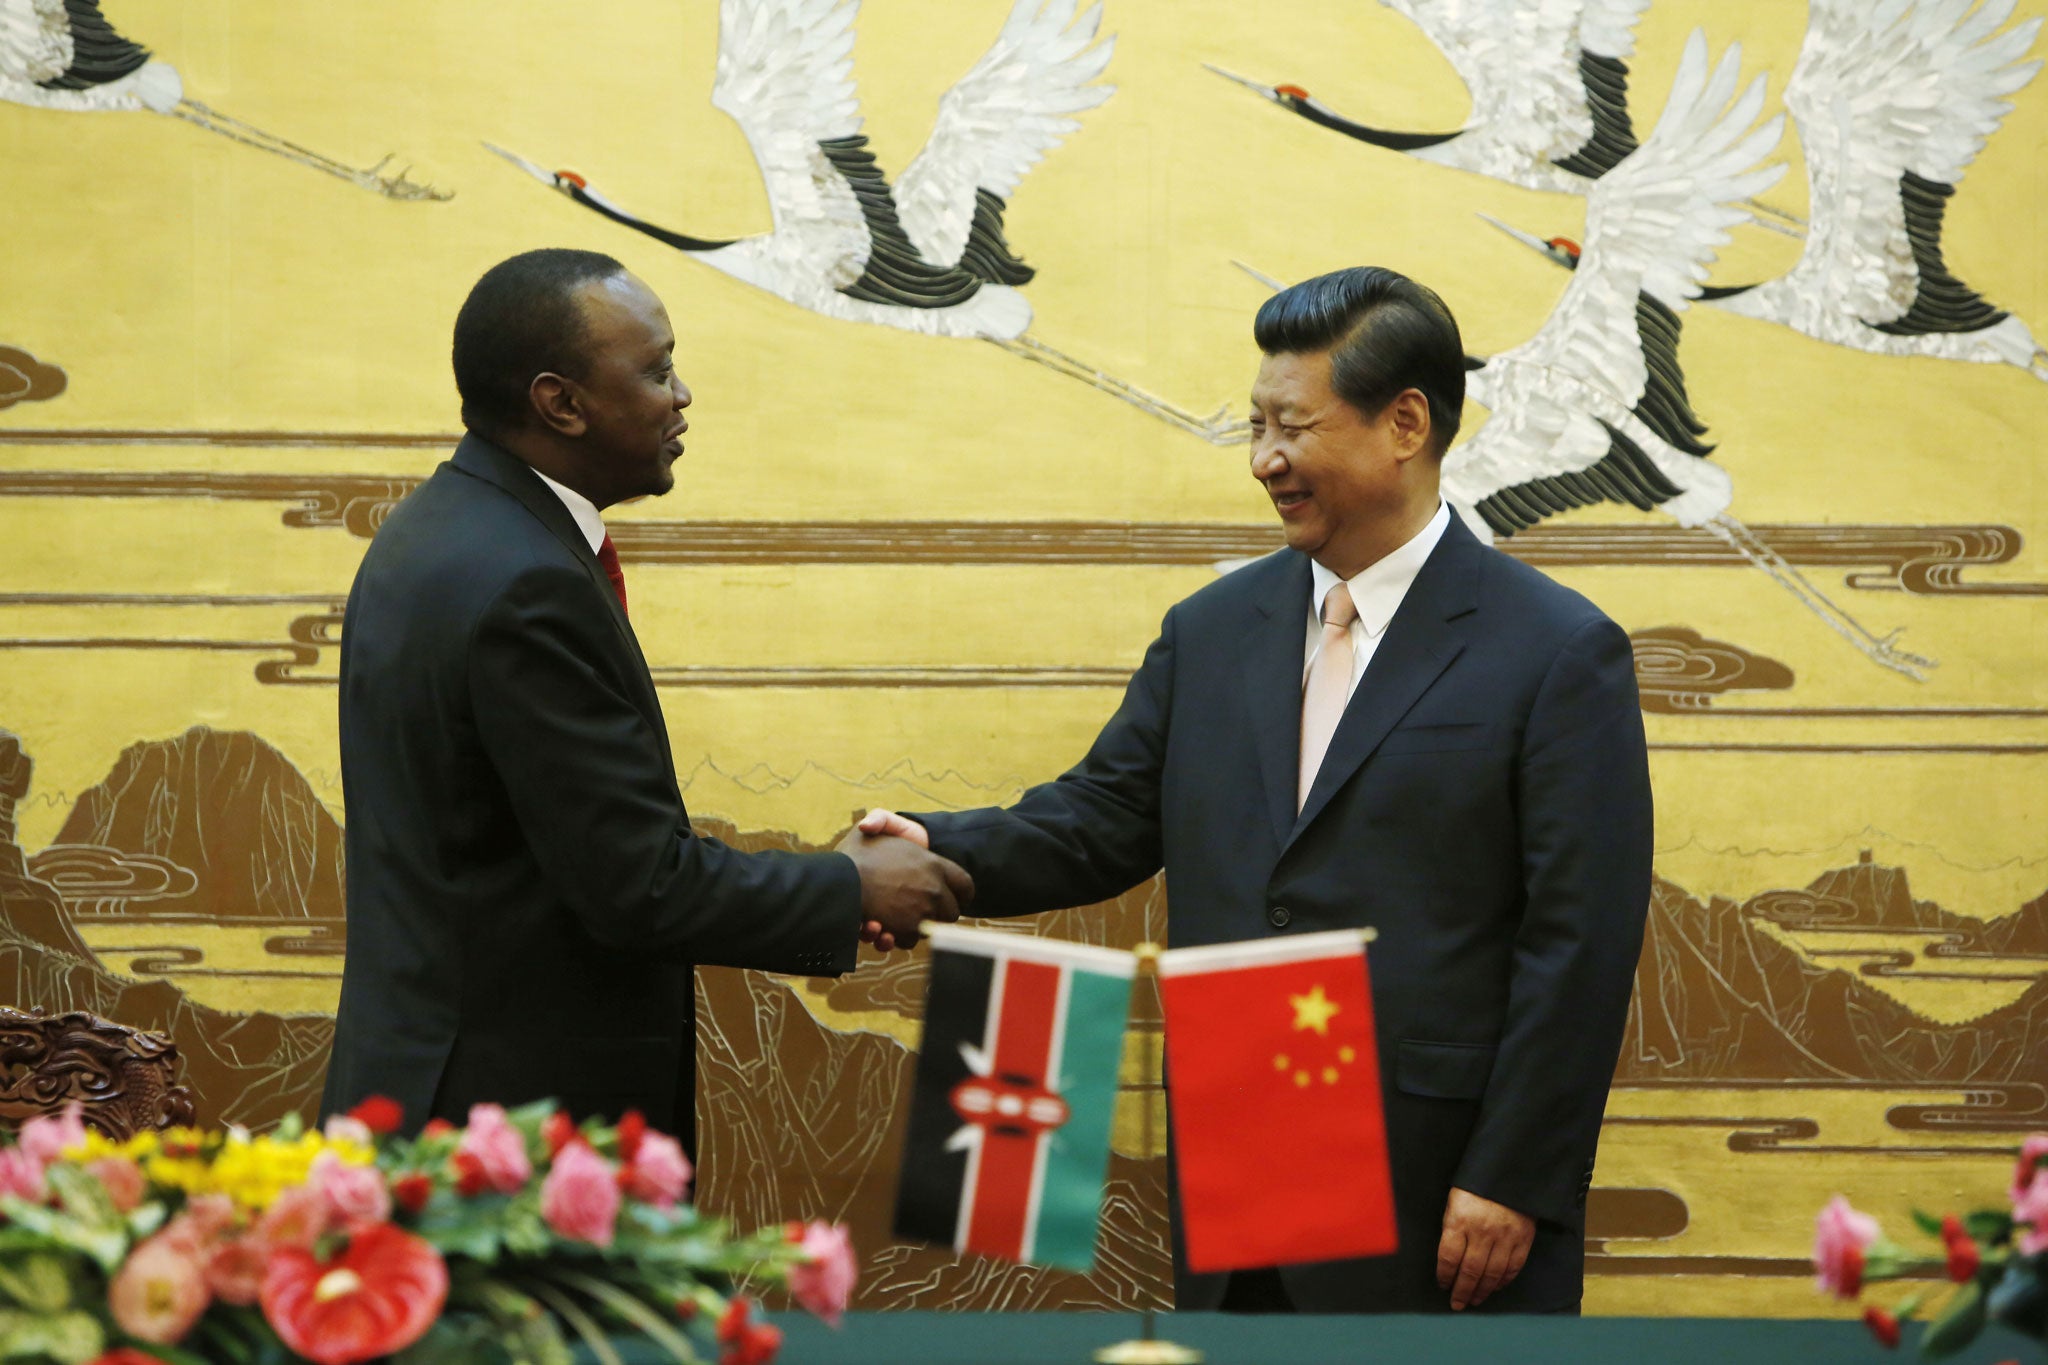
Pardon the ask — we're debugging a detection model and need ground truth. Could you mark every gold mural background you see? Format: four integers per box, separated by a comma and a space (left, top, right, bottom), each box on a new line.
2, 0, 2045, 1321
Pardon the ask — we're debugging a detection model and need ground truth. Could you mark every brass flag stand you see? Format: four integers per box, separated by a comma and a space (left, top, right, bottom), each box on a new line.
1094, 942, 1201, 1365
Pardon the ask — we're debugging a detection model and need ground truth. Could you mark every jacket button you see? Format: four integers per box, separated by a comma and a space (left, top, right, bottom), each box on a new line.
1268, 906, 1291, 929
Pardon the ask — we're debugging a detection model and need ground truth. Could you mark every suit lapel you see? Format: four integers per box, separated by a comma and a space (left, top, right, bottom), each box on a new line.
1287, 516, 1485, 848
450, 436, 675, 775
1242, 553, 1314, 848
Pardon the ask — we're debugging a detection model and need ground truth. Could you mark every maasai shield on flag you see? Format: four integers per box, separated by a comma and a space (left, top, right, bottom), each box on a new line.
893, 924, 1136, 1271
1159, 928, 1396, 1273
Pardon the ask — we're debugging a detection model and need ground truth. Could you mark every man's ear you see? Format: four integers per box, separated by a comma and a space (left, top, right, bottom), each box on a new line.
1388, 388, 1432, 461
529, 372, 587, 437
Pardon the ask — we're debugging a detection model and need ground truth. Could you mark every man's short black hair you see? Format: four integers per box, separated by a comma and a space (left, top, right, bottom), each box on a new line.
452, 248, 628, 436
1253, 266, 1466, 453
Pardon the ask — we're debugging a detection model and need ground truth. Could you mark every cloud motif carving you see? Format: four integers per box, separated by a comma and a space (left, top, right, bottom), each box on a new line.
1630, 626, 1795, 713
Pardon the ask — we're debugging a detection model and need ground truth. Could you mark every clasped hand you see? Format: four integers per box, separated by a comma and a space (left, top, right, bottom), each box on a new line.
834, 808, 963, 952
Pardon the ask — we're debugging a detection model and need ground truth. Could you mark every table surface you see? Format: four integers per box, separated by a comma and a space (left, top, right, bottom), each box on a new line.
732, 1311, 2041, 1365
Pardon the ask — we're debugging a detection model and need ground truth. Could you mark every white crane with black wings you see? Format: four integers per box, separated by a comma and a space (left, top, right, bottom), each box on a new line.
1705, 0, 2046, 380
487, 0, 1246, 443
0, 0, 445, 199
1446, 31, 1933, 679
1207, 0, 1653, 192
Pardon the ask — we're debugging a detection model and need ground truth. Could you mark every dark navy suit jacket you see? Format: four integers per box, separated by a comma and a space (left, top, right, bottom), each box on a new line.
321, 436, 861, 1151
914, 513, 1652, 1312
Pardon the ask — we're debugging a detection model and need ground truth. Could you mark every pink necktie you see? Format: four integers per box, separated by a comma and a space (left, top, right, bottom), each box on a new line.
1299, 583, 1358, 811
597, 533, 628, 616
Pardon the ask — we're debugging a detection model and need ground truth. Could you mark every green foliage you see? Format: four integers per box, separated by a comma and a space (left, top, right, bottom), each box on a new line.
0, 1307, 102, 1365
1918, 1279, 1985, 1358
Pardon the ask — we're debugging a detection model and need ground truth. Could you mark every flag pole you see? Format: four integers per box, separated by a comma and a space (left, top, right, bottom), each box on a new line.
1093, 941, 1201, 1365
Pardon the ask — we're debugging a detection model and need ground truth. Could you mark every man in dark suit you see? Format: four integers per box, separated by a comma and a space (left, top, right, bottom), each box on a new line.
862, 267, 1651, 1313
322, 248, 972, 1152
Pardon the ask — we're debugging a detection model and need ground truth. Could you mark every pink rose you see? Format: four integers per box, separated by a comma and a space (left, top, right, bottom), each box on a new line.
87, 1156, 147, 1213
310, 1151, 392, 1228
166, 1193, 240, 1251
2011, 1133, 2048, 1205
109, 1230, 211, 1343
205, 1234, 273, 1306
540, 1141, 619, 1248
621, 1132, 692, 1211
457, 1104, 532, 1195
786, 1221, 856, 1327
0, 1147, 46, 1203
1813, 1195, 1880, 1298
19, 1102, 89, 1164
2016, 1172, 2048, 1257
255, 1185, 333, 1251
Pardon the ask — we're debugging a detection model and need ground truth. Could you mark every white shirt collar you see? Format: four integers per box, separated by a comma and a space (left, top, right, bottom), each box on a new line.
530, 468, 608, 554
1309, 501, 1451, 638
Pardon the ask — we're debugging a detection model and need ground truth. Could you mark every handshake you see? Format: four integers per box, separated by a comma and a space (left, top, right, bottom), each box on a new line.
834, 808, 963, 953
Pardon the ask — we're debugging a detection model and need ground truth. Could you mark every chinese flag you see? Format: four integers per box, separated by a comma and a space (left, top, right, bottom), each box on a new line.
1158, 929, 1396, 1273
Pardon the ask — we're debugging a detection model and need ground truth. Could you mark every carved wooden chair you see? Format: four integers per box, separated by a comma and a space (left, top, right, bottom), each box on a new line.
0, 1006, 197, 1141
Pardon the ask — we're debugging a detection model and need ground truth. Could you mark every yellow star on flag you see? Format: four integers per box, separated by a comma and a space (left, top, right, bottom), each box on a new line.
1289, 983, 1340, 1036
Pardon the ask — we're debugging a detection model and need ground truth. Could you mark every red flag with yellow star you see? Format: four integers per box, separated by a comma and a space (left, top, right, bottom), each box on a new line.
1158, 929, 1395, 1272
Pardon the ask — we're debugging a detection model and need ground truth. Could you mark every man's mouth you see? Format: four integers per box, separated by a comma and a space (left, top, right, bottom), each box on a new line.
1271, 489, 1312, 516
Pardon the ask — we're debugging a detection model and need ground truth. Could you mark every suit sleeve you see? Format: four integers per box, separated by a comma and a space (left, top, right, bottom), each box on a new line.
1452, 614, 1652, 1226
911, 606, 1177, 917
468, 563, 861, 975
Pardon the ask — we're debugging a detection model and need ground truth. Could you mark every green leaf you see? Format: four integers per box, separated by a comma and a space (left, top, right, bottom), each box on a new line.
500, 1194, 552, 1257
412, 1192, 508, 1264
390, 1313, 516, 1365
543, 1268, 701, 1365
0, 1306, 105, 1364
0, 1253, 76, 1313
44, 1165, 119, 1234
471, 1281, 574, 1365
1919, 1279, 1987, 1359
0, 1197, 126, 1274
515, 1278, 623, 1365
1911, 1210, 1945, 1239
1962, 1210, 2014, 1247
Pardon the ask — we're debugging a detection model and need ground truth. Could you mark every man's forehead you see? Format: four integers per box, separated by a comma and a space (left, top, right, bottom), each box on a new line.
1252, 351, 1332, 409
577, 273, 673, 349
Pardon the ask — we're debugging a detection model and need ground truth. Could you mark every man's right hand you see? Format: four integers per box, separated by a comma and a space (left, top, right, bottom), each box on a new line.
835, 823, 970, 952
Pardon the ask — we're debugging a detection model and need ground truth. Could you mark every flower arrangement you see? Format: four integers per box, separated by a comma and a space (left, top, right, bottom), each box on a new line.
1813, 1133, 2046, 1356
0, 1098, 854, 1365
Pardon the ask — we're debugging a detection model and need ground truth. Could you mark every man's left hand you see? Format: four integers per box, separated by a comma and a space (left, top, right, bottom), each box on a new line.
1436, 1187, 1534, 1311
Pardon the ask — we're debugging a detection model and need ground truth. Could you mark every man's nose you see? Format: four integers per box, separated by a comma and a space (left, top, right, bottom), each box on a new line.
673, 378, 693, 408
1250, 440, 1287, 481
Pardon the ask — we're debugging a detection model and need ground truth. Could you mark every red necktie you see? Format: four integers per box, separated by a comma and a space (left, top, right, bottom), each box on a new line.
597, 533, 628, 616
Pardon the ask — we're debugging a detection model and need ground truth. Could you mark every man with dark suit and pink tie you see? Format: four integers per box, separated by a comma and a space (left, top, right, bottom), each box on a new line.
862, 266, 1653, 1315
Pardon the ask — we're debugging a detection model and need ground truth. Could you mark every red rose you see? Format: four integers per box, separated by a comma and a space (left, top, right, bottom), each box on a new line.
716, 1297, 752, 1344
542, 1112, 575, 1157
1946, 1236, 1981, 1282
617, 1110, 647, 1162
721, 1322, 782, 1365
391, 1173, 433, 1216
1863, 1306, 1901, 1350
449, 1152, 488, 1199
346, 1097, 403, 1136
1939, 1213, 1965, 1245
421, 1119, 457, 1140
674, 1299, 699, 1322
260, 1224, 447, 1365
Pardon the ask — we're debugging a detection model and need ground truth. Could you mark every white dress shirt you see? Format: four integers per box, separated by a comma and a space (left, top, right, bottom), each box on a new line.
532, 468, 607, 554
1304, 501, 1451, 699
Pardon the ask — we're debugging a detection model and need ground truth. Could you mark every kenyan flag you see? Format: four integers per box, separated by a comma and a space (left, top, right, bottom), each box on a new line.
892, 925, 1136, 1271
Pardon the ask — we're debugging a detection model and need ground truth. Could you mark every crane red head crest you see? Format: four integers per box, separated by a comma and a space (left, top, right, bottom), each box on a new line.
555, 169, 588, 189
1548, 236, 1582, 260
1275, 84, 1311, 102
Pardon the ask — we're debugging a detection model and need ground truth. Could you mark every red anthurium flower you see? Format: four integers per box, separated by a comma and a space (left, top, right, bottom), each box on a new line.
391, 1173, 433, 1216
89, 1351, 173, 1365
617, 1109, 647, 1162
260, 1224, 447, 1365
1946, 1236, 1981, 1282
1863, 1305, 1901, 1350
345, 1096, 403, 1136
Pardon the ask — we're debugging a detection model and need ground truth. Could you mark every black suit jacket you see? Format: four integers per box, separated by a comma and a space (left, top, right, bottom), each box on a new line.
914, 514, 1652, 1312
321, 436, 862, 1151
